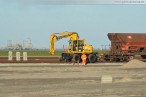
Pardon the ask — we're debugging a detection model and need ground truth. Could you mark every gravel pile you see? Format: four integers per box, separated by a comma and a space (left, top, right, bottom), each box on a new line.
123, 59, 146, 68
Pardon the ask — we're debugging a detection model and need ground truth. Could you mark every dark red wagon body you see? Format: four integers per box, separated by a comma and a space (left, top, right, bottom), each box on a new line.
107, 33, 146, 61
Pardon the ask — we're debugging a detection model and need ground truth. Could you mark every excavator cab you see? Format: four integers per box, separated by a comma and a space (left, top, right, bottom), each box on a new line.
68, 39, 85, 52
77, 40, 85, 52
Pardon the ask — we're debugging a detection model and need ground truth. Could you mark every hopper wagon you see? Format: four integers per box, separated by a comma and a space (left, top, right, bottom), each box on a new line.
104, 33, 146, 61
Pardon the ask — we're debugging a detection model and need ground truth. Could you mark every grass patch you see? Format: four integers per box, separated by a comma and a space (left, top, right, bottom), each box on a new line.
0, 50, 63, 57
0, 50, 110, 57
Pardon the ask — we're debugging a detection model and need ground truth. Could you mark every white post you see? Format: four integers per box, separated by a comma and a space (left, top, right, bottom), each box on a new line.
8, 51, 13, 61
101, 75, 113, 83
23, 52, 27, 61
16, 52, 21, 61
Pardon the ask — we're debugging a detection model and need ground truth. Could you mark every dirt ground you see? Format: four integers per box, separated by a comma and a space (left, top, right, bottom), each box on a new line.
0, 62, 146, 97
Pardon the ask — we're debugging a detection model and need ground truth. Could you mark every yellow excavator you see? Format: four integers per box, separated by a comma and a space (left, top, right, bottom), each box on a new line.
49, 31, 98, 63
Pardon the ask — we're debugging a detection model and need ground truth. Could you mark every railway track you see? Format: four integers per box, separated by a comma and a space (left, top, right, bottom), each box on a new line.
0, 57, 60, 63
0, 56, 146, 63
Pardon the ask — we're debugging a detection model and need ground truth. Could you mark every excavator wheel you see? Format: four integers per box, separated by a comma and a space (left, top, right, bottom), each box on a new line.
72, 54, 81, 63
61, 53, 72, 62
141, 55, 146, 59
88, 54, 96, 63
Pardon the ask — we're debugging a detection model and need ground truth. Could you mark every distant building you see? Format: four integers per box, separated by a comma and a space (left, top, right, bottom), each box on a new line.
6, 38, 33, 50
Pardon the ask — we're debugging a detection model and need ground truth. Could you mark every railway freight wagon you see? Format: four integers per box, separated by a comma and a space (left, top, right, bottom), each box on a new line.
105, 33, 146, 61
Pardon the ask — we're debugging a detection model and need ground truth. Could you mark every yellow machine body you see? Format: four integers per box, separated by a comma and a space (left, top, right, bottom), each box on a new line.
49, 32, 93, 55
49, 31, 97, 63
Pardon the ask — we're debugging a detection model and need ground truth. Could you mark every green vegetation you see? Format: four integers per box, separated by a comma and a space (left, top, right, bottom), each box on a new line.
0, 49, 110, 57
0, 50, 63, 57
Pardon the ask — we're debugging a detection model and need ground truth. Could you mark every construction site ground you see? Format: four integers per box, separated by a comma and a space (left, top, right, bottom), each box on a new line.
0, 60, 146, 97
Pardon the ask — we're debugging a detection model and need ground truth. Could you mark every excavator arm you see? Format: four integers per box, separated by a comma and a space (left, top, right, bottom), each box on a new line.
49, 32, 79, 55
49, 34, 57, 55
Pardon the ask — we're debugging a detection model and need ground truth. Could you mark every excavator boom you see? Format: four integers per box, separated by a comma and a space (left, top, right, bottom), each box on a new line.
49, 34, 57, 55
49, 32, 79, 55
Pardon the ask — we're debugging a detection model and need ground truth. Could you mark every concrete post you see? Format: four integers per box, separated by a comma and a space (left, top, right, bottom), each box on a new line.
8, 51, 13, 61
16, 52, 21, 61
23, 52, 27, 61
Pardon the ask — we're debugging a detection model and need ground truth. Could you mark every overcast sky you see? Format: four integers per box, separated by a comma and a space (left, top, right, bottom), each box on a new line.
0, 0, 146, 49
